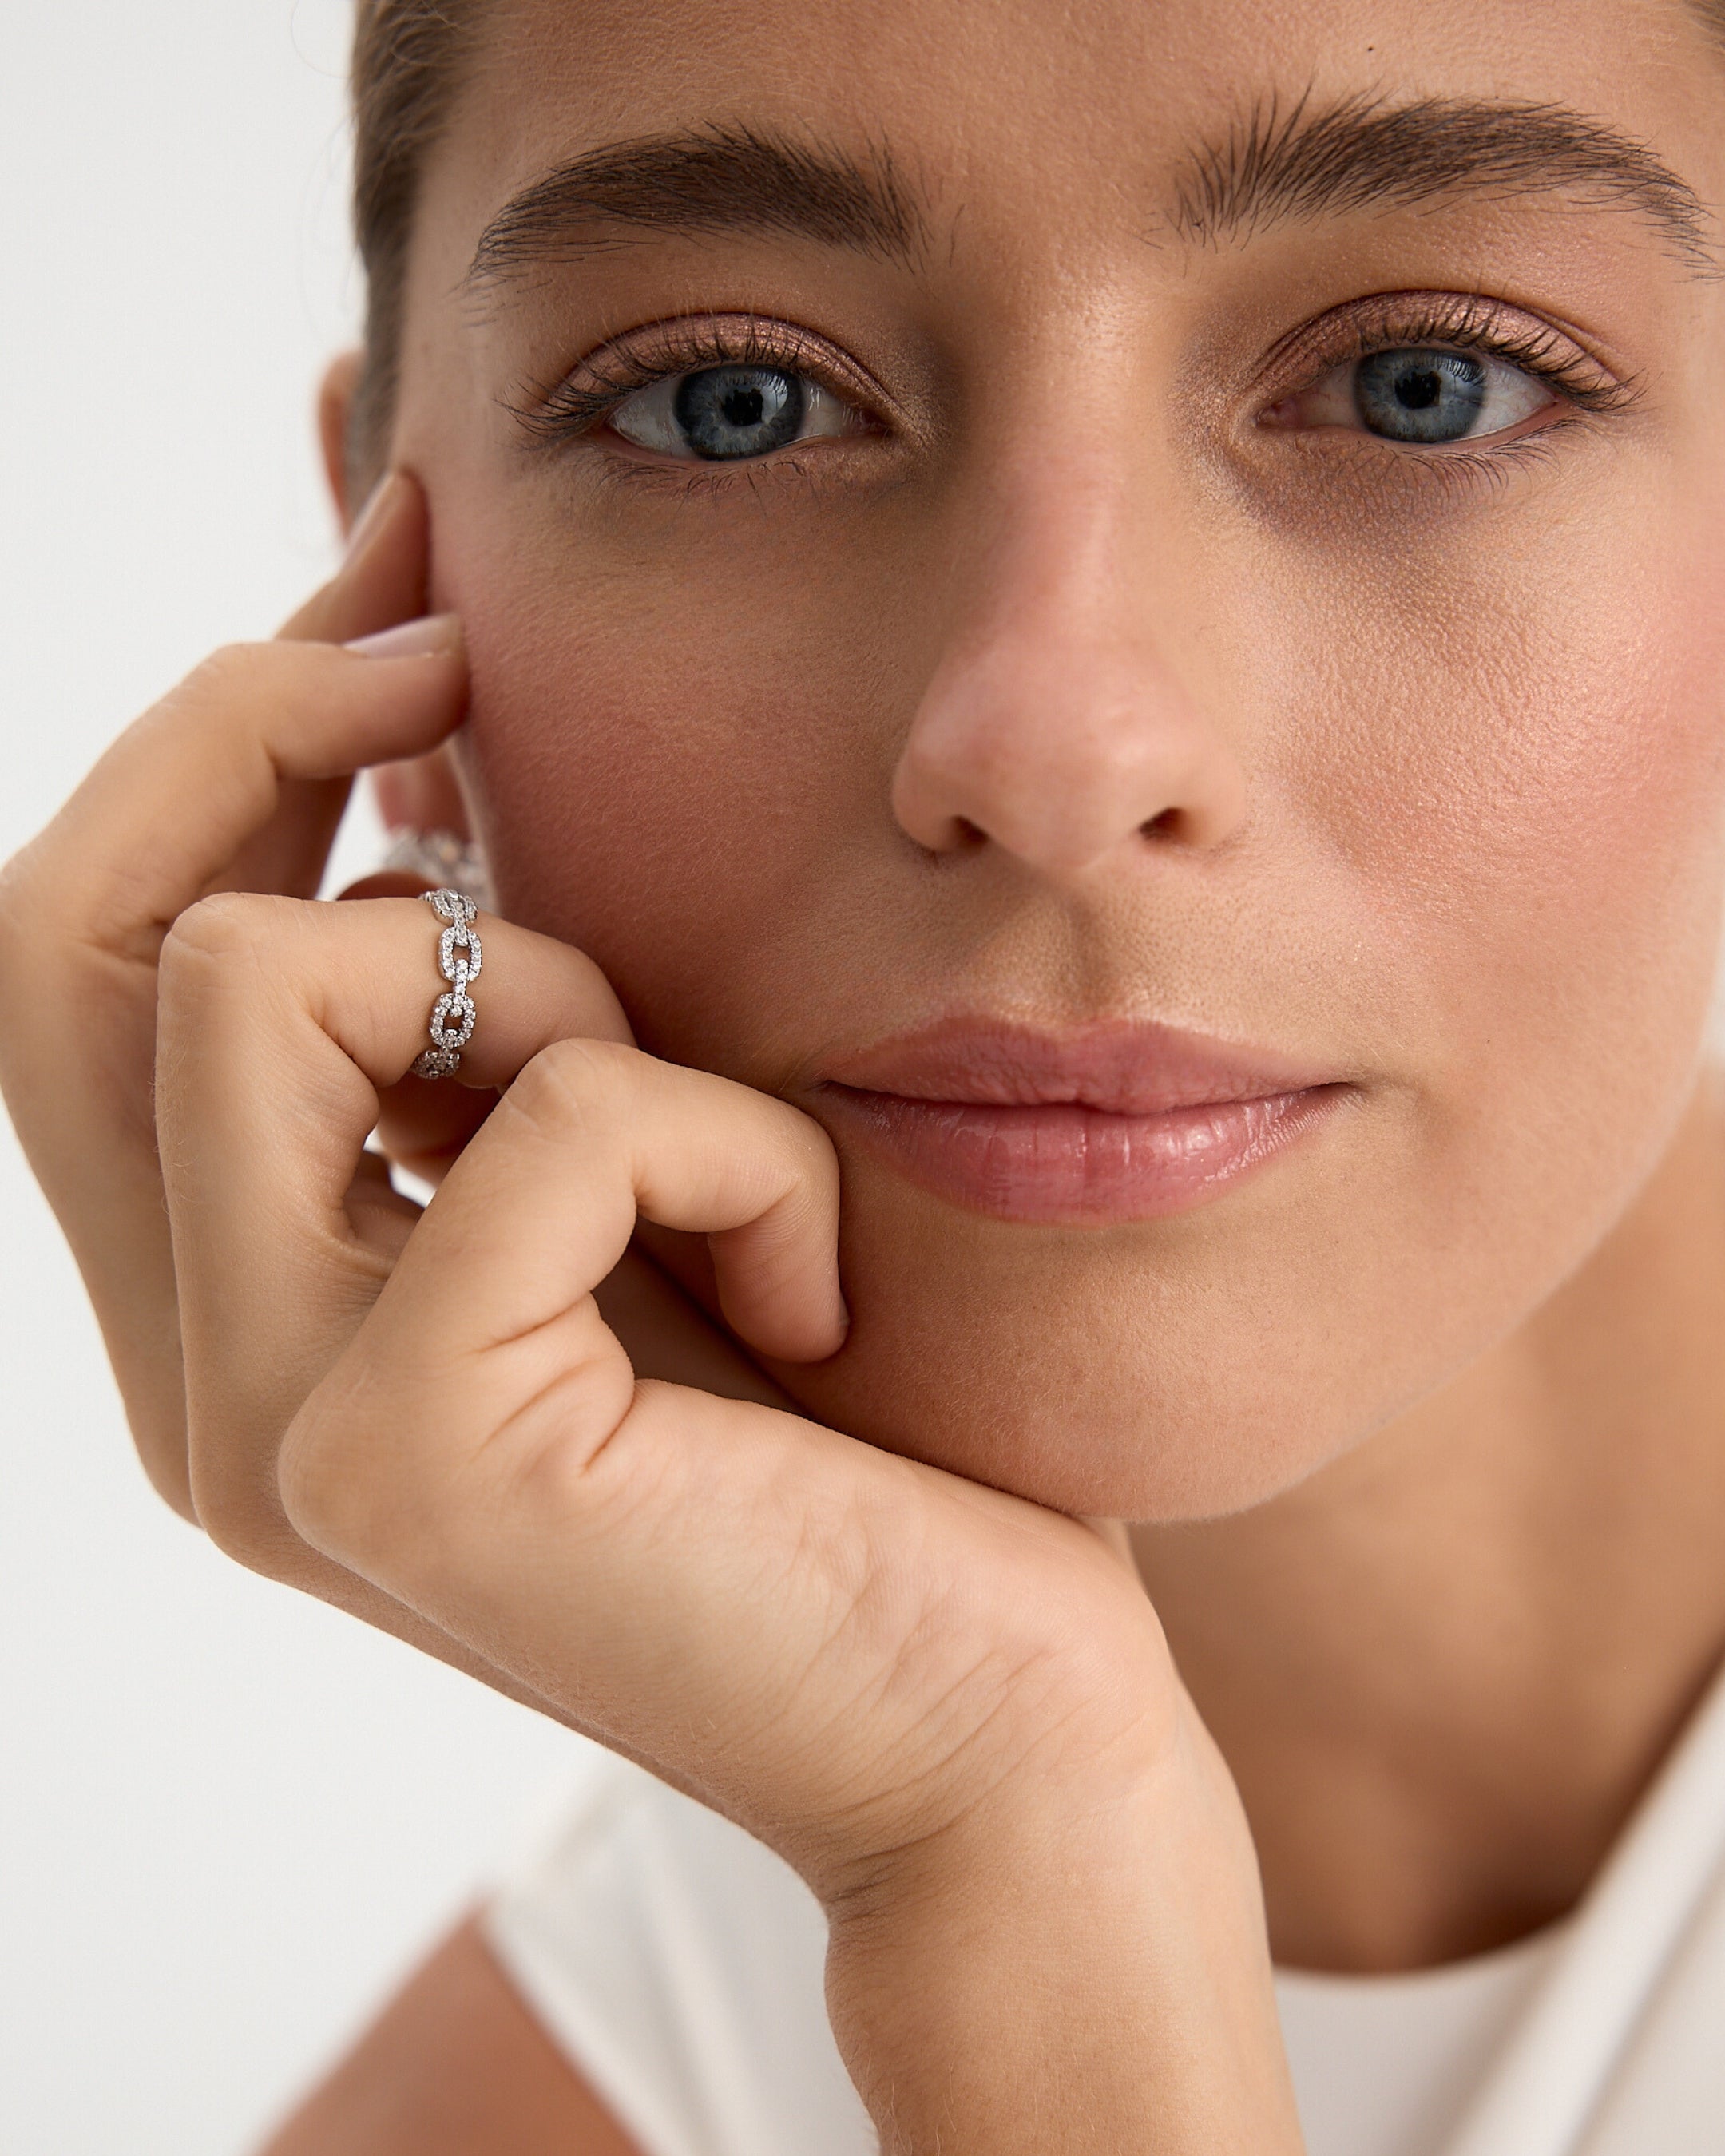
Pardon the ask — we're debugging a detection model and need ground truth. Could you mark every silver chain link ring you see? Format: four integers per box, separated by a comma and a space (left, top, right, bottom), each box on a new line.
411, 889, 482, 1080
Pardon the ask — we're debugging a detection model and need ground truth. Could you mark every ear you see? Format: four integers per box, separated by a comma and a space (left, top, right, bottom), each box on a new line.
318, 350, 367, 532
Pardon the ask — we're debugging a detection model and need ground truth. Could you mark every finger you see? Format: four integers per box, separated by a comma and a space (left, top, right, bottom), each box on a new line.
26, 634, 464, 957
209, 471, 440, 899
590, 1246, 801, 1411
274, 1035, 849, 1765
155, 895, 632, 1545
0, 475, 453, 1523
276, 470, 430, 646
374, 1032, 847, 1375
216, 771, 356, 905
373, 1066, 503, 1187
338, 871, 620, 1190
8, 476, 461, 958
0, 628, 463, 1488
222, 474, 439, 901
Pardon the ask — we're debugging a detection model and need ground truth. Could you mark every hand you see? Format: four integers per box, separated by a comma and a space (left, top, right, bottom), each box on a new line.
0, 478, 613, 1710
156, 902, 1295, 2152
0, 474, 1301, 2152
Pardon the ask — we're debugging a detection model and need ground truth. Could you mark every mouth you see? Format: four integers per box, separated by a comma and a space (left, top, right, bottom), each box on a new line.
815, 1017, 1351, 1225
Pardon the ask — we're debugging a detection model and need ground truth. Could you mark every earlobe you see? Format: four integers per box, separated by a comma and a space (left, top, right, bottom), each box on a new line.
318, 350, 367, 532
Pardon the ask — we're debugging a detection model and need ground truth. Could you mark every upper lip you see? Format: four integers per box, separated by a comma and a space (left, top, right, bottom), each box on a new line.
818, 1017, 1340, 1116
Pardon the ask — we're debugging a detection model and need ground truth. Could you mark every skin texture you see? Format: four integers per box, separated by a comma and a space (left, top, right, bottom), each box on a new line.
400, 0, 1725, 1519
6, 0, 1725, 2150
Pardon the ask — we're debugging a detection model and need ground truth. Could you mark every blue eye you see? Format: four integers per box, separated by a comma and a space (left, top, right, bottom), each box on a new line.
610, 363, 860, 462
1354, 349, 1488, 443
672, 367, 805, 458
1279, 340, 1560, 446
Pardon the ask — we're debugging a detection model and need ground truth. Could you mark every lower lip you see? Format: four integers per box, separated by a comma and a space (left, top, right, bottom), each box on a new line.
820, 1086, 1342, 1224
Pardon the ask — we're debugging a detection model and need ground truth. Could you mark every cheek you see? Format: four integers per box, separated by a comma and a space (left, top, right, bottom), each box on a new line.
1303, 499, 1725, 1151
444, 493, 918, 1073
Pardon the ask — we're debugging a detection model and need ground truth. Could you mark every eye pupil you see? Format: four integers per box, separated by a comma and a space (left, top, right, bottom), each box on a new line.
672, 366, 807, 459
1395, 367, 1443, 412
722, 384, 767, 428
1354, 347, 1489, 443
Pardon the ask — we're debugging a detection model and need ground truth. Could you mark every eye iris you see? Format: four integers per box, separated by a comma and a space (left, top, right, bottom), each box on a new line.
1354, 348, 1489, 444
672, 366, 807, 458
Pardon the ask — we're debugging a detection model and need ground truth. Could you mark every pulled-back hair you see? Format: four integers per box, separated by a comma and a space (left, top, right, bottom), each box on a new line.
350, 0, 476, 483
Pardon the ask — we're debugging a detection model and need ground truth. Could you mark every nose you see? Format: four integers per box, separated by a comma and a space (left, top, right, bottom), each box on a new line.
891, 455, 1247, 878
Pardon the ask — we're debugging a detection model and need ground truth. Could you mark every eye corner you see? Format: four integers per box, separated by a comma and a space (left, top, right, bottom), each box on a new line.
503, 369, 610, 454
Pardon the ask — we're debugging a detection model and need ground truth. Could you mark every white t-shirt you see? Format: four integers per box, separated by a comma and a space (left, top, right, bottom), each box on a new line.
485, 1659, 1725, 2156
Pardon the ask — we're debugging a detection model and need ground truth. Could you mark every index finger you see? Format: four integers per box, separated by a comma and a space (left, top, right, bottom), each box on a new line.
6, 479, 466, 953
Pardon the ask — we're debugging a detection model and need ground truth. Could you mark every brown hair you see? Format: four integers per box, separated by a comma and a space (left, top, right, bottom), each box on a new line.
350, 0, 477, 483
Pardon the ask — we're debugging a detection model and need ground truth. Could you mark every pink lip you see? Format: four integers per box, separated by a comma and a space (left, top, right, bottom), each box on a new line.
816, 1019, 1348, 1224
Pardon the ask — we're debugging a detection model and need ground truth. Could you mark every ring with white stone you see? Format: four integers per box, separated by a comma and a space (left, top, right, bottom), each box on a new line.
411, 888, 482, 1080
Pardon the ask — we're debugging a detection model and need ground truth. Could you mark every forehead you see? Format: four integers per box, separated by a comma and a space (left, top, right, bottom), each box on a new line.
449, 0, 1724, 232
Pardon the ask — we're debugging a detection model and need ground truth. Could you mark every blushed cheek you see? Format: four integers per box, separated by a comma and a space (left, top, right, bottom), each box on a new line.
1310, 507, 1725, 1215
465, 687, 787, 1050
446, 521, 910, 1072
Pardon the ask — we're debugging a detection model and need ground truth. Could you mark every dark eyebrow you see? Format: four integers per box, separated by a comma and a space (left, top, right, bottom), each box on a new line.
466, 123, 923, 286
1168, 93, 1716, 271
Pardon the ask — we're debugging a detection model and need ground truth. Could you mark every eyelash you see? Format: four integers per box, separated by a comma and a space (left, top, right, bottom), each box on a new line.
1260, 291, 1640, 430
517, 316, 881, 450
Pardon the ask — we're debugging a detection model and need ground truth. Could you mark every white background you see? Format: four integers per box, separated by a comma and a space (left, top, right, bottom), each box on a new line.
0, 9, 594, 2152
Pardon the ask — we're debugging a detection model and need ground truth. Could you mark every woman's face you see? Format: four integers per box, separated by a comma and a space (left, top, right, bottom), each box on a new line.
391, 0, 1725, 1518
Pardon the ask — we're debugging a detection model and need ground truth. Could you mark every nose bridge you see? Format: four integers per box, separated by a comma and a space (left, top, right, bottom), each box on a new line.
891, 442, 1246, 876
968, 444, 1144, 674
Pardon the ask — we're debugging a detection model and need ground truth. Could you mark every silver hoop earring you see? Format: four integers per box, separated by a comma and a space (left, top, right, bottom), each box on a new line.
382, 827, 494, 911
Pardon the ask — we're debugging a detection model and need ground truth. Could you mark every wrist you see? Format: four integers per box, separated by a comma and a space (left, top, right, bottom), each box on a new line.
822, 1706, 1303, 2156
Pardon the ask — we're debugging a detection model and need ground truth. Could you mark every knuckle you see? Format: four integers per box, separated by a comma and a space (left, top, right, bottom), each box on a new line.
508, 1035, 636, 1139
190, 1408, 340, 1583
0, 826, 88, 998
157, 640, 327, 749
159, 889, 297, 975
192, 1489, 256, 1567
0, 850, 42, 996
275, 1413, 336, 1549
148, 643, 279, 746
279, 1389, 387, 1567
127, 1407, 200, 1526
186, 1449, 279, 1571
157, 897, 319, 1072
176, 640, 276, 707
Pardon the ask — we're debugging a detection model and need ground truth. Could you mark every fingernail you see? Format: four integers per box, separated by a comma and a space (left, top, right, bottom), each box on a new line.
345, 614, 462, 660
342, 472, 402, 564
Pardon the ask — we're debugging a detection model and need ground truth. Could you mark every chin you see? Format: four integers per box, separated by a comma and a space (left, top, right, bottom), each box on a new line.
778, 1339, 1349, 1522
763, 1173, 1419, 1523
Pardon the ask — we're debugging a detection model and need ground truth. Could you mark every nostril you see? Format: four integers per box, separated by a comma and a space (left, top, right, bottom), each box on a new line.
953, 815, 989, 847
1140, 807, 1184, 841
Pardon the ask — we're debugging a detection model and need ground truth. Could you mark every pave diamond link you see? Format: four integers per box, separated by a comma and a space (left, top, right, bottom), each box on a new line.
412, 890, 483, 1080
